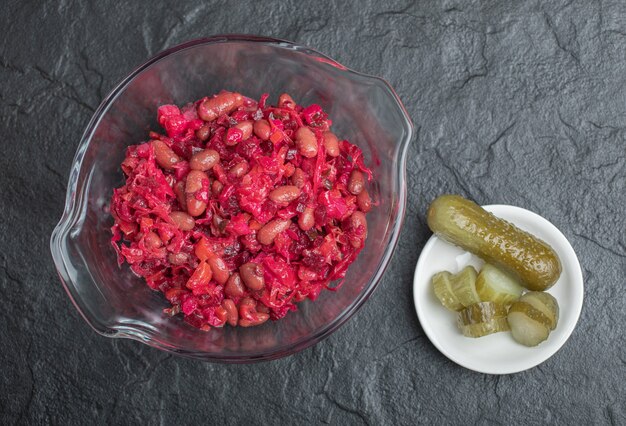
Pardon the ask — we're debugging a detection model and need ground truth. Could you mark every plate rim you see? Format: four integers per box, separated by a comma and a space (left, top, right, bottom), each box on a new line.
413, 204, 584, 375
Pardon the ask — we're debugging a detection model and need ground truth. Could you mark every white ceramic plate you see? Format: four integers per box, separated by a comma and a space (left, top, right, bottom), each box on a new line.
413, 205, 584, 375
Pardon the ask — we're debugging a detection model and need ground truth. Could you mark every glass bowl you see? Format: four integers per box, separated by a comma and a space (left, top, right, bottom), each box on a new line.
50, 35, 413, 362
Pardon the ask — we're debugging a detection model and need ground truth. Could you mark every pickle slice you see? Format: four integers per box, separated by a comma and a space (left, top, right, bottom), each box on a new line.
475, 263, 524, 305
450, 266, 480, 308
457, 301, 510, 337
507, 311, 550, 347
432, 271, 464, 311
457, 301, 508, 324
519, 292, 559, 330
508, 300, 553, 329
459, 318, 511, 338
432, 266, 480, 311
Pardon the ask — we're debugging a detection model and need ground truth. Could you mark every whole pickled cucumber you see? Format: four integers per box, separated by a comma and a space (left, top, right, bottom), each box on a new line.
427, 195, 562, 291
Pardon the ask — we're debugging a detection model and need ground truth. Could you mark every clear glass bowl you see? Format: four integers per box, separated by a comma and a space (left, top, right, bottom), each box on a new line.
50, 35, 413, 362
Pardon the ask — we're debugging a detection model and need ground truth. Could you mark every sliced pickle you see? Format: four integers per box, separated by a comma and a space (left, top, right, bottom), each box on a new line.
457, 301, 510, 337
457, 301, 508, 324
507, 311, 550, 347
432, 266, 479, 311
475, 263, 524, 305
459, 318, 511, 338
508, 301, 553, 330
432, 271, 463, 311
450, 266, 480, 308
519, 292, 559, 330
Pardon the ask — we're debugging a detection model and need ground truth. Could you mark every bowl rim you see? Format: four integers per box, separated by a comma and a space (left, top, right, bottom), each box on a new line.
50, 34, 414, 362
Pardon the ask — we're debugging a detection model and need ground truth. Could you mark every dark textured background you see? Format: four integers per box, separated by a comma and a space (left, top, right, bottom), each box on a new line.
1, 0, 625, 424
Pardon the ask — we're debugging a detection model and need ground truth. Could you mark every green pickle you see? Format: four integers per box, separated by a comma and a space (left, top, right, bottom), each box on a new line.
507, 293, 559, 346
519, 292, 559, 330
432, 272, 463, 311
460, 319, 511, 338
432, 266, 479, 311
508, 301, 552, 329
451, 266, 480, 308
507, 310, 550, 347
457, 301, 510, 337
427, 195, 562, 291
475, 263, 524, 305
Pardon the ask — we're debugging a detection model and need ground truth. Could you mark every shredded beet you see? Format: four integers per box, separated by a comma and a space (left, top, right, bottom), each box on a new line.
110, 91, 373, 329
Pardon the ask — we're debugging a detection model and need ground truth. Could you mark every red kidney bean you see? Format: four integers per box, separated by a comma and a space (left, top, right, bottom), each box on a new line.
268, 185, 301, 205
291, 168, 307, 188
169, 211, 195, 231
174, 181, 187, 211
235, 120, 253, 140
238, 312, 270, 327
348, 170, 365, 195
207, 255, 229, 285
238, 297, 257, 320
298, 206, 315, 231
357, 190, 372, 212
323, 131, 340, 157
222, 299, 238, 327
239, 262, 265, 290
347, 211, 368, 247
350, 211, 368, 231
257, 219, 291, 245
189, 149, 220, 171
229, 161, 249, 178
152, 140, 180, 170
167, 252, 189, 265
197, 91, 244, 122
185, 170, 209, 216
144, 231, 162, 249
195, 124, 211, 141
185, 170, 206, 193
278, 93, 295, 109
224, 272, 246, 297
186, 197, 207, 217
253, 119, 271, 140
295, 127, 318, 158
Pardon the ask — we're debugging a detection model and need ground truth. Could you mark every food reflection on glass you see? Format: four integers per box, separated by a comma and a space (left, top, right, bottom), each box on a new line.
427, 195, 562, 347
110, 91, 374, 330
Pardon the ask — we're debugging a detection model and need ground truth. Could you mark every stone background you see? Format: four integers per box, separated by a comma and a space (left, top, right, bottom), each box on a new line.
1, 0, 625, 424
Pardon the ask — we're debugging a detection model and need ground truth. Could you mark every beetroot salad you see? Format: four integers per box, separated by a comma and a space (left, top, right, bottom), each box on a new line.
110, 91, 373, 329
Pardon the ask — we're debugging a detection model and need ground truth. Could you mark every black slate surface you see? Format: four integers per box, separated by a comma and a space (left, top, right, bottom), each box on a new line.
1, 0, 625, 424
